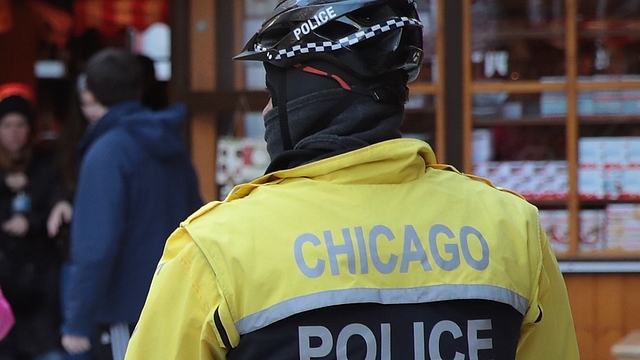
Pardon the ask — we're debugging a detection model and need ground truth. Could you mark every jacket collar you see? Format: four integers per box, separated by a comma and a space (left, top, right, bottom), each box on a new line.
227, 139, 438, 200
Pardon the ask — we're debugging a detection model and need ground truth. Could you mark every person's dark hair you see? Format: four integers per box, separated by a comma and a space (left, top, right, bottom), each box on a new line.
136, 54, 169, 110
84, 48, 142, 107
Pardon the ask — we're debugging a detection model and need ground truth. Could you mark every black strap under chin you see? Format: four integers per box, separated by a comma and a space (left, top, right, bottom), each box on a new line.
271, 66, 294, 151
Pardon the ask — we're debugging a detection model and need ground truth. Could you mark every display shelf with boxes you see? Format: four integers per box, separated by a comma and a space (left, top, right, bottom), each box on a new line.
463, 0, 640, 259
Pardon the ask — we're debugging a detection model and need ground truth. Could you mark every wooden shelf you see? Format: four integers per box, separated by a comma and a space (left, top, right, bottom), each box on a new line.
528, 199, 570, 208
408, 82, 438, 94
472, 19, 567, 40
472, 114, 640, 126
578, 115, 640, 125
579, 199, 640, 207
471, 80, 565, 93
579, 19, 640, 38
577, 81, 640, 91
474, 116, 567, 126
186, 90, 270, 113
557, 250, 640, 261
527, 199, 640, 209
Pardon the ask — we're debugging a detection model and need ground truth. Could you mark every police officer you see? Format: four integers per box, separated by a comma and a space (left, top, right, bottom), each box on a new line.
125, 1, 580, 359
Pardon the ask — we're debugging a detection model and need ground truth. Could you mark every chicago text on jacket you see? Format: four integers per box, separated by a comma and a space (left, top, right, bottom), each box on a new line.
294, 224, 490, 278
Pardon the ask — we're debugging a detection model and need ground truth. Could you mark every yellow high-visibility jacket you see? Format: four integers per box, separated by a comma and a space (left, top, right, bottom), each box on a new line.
125, 139, 579, 360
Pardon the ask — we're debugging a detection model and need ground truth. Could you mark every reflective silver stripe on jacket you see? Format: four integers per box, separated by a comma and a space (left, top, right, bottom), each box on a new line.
234, 284, 528, 335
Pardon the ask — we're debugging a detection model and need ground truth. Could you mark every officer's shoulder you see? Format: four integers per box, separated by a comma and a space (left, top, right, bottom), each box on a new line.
435, 165, 534, 207
182, 200, 223, 224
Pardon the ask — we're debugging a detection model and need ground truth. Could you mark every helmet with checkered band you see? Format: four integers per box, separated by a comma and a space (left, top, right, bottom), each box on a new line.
234, 0, 424, 82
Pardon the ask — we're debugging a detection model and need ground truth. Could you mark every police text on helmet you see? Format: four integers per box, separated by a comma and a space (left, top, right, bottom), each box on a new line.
293, 7, 337, 41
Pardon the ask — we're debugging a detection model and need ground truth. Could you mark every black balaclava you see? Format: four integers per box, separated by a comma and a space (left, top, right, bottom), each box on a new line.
263, 60, 408, 172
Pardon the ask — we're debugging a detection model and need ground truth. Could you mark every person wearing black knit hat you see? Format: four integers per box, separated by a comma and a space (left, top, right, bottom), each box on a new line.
0, 83, 66, 360
0, 95, 33, 126
126, 1, 579, 359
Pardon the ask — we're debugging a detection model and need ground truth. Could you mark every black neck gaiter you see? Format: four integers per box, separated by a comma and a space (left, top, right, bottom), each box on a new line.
264, 88, 404, 172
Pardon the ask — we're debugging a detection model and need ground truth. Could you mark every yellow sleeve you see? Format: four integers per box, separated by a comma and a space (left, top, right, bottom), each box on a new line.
516, 224, 580, 360
125, 227, 228, 360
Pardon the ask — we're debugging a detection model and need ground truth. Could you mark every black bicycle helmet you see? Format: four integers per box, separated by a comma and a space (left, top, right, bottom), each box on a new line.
234, 0, 424, 82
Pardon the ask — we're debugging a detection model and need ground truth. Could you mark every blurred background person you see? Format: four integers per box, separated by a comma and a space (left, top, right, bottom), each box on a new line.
0, 82, 65, 360
46, 55, 175, 360
59, 48, 202, 360
47, 53, 171, 242
0, 285, 14, 341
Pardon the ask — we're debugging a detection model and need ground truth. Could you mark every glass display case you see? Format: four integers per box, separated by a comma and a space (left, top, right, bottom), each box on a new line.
464, 0, 640, 259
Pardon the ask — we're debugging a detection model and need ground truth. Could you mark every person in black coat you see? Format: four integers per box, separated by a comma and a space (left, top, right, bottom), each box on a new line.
0, 82, 65, 360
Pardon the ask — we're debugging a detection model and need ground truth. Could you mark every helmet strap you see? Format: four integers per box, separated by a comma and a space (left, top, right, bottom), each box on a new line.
267, 65, 294, 151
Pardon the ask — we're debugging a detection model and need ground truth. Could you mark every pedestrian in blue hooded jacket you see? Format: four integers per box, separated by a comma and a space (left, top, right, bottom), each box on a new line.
59, 48, 203, 360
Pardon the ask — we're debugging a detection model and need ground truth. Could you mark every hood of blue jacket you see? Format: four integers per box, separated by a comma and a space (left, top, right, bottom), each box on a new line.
78, 101, 189, 161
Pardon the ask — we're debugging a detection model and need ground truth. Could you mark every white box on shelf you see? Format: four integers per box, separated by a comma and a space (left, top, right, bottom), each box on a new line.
620, 168, 640, 200
502, 101, 523, 119
622, 89, 640, 114
579, 210, 607, 252
492, 162, 513, 182
605, 204, 640, 251
539, 210, 556, 245
540, 92, 567, 116
579, 166, 605, 200
604, 167, 625, 200
592, 75, 623, 115
593, 91, 622, 115
546, 170, 569, 200
472, 129, 493, 164
601, 138, 627, 200
578, 91, 595, 115
579, 137, 603, 167
216, 137, 269, 199
472, 162, 492, 179
602, 137, 628, 167
550, 210, 570, 253
540, 76, 566, 116
626, 138, 640, 166
621, 76, 640, 114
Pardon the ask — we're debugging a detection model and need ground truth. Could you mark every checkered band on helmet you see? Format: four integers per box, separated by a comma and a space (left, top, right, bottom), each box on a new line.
235, 0, 424, 82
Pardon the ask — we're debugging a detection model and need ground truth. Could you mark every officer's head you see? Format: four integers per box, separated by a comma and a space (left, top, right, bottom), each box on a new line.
235, 0, 424, 105
236, 0, 423, 79
234, 0, 424, 164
